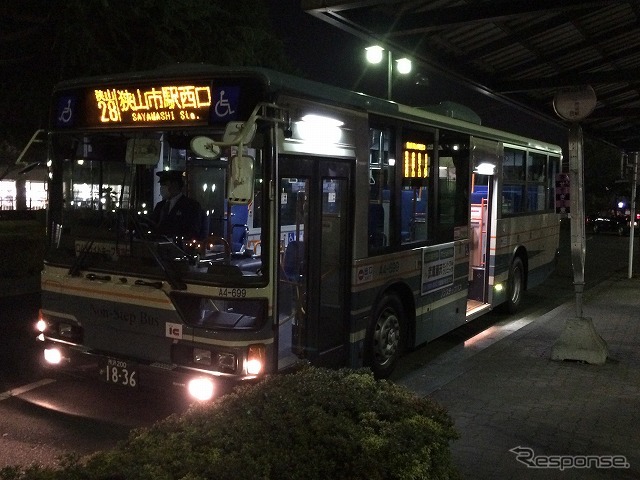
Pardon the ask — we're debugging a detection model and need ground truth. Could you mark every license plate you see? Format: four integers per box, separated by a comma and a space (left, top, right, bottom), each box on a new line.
101, 358, 138, 387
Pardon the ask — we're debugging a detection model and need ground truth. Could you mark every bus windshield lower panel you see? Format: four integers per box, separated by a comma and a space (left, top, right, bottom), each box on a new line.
45, 131, 265, 286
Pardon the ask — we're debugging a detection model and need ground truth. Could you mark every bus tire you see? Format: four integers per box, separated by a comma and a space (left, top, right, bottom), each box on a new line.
367, 294, 406, 379
505, 256, 525, 314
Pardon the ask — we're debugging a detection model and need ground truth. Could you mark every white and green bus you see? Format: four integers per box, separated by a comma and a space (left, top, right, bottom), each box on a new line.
36, 65, 562, 400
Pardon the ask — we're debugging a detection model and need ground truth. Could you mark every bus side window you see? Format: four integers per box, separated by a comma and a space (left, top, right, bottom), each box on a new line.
400, 128, 434, 245
502, 147, 526, 215
436, 130, 469, 242
369, 126, 394, 253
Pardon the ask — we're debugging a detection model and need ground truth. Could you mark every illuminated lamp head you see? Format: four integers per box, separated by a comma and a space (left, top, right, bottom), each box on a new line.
188, 377, 215, 401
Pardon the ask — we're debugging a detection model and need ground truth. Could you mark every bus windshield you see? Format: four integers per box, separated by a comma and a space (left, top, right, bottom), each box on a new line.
46, 131, 265, 286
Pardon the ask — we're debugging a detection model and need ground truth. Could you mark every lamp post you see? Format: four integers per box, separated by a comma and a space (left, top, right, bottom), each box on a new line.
365, 45, 412, 100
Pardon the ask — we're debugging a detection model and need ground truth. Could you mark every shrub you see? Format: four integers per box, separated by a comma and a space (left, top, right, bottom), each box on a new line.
0, 367, 460, 480
0, 220, 44, 278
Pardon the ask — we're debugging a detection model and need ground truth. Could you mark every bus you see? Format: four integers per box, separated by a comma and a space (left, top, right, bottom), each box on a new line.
36, 65, 562, 400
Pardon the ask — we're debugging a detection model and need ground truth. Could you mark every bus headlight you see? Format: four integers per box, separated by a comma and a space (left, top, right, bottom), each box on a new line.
193, 348, 212, 366
246, 344, 265, 375
188, 377, 215, 401
44, 348, 63, 365
217, 352, 237, 371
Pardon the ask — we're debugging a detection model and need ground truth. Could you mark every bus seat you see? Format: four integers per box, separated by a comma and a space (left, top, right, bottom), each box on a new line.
231, 224, 248, 253
368, 203, 386, 248
199, 209, 210, 240
401, 190, 414, 241
502, 185, 523, 213
223, 204, 249, 252
471, 192, 485, 204
282, 240, 304, 282
471, 185, 488, 204
230, 204, 248, 225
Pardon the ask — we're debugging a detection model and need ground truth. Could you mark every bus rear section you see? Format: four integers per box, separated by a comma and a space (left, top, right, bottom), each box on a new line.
358, 120, 562, 376
467, 141, 562, 317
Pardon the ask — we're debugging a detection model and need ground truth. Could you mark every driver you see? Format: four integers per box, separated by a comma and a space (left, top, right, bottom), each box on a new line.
151, 170, 203, 240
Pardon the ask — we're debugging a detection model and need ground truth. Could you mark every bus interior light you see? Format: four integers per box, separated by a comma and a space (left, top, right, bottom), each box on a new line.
295, 119, 342, 144
474, 162, 496, 175
300, 114, 344, 127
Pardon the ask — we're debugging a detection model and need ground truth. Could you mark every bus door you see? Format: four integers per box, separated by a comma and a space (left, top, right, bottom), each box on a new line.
277, 156, 351, 370
468, 173, 492, 308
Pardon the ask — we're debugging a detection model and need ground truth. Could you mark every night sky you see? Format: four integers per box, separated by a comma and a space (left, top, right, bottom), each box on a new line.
265, 0, 568, 148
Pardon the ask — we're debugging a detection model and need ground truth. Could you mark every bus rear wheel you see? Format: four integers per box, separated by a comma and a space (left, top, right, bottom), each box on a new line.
367, 294, 406, 378
505, 256, 525, 314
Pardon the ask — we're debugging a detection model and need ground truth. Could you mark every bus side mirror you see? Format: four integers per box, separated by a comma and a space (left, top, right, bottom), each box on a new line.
227, 154, 254, 204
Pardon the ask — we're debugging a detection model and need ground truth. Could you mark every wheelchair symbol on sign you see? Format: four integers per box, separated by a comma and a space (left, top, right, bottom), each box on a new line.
215, 90, 235, 117
58, 99, 73, 123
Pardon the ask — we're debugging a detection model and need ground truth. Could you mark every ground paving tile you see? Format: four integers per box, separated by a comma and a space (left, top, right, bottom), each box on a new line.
400, 273, 640, 479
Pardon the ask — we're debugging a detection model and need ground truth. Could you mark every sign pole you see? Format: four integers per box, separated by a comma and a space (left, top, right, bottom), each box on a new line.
568, 124, 586, 317
628, 153, 638, 279
551, 86, 607, 364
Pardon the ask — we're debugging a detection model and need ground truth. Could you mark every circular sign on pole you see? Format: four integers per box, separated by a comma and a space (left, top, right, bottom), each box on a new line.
553, 85, 597, 121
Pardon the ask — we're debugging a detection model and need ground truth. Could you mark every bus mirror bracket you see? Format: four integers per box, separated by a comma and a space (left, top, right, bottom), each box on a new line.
227, 149, 254, 204
125, 138, 162, 165
223, 121, 257, 144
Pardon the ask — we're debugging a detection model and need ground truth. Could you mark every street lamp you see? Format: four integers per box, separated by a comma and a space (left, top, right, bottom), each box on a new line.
365, 45, 412, 100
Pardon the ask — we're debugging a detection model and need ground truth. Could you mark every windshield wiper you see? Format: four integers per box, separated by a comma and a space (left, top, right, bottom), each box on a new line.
127, 212, 187, 290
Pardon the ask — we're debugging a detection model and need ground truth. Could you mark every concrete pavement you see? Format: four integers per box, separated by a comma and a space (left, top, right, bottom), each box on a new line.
399, 272, 640, 479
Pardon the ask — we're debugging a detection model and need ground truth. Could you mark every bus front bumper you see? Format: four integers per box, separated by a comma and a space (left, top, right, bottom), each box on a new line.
36, 338, 244, 401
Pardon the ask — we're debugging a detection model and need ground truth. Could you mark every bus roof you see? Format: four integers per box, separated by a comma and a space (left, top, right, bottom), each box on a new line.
53, 64, 563, 155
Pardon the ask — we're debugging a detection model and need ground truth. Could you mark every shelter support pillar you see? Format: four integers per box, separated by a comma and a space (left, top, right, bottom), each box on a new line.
551, 123, 608, 364
628, 152, 639, 279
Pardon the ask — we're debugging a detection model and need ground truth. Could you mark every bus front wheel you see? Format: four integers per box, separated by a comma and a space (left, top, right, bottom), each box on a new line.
367, 294, 406, 378
505, 256, 525, 314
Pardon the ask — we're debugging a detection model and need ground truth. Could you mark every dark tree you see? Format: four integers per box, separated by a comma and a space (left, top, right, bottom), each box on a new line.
0, 0, 291, 159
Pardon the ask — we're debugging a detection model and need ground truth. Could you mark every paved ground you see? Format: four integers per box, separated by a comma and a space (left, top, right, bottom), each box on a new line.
399, 272, 640, 479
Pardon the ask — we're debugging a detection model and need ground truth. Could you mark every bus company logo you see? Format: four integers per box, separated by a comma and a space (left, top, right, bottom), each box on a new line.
356, 265, 374, 284
166, 322, 183, 339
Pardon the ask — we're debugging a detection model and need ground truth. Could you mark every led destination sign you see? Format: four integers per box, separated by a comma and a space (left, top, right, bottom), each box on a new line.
403, 141, 429, 179
92, 84, 212, 126
53, 79, 254, 129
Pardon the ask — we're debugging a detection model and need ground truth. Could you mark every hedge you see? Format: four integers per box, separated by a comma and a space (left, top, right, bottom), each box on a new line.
0, 220, 44, 278
0, 367, 460, 480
